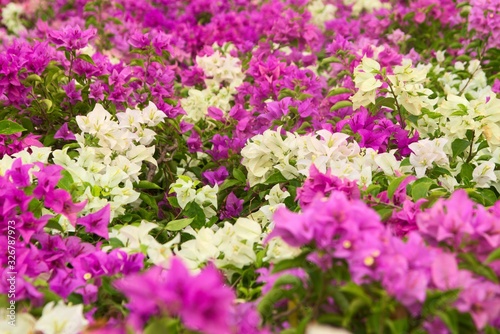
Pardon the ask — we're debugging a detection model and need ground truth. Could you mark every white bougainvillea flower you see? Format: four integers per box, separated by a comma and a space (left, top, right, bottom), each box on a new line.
473, 161, 497, 188
34, 301, 88, 334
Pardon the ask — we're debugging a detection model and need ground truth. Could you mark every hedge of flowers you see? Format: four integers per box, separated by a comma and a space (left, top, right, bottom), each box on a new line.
1, 0, 500, 333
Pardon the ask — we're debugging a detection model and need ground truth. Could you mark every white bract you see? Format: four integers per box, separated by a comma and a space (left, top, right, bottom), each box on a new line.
387, 59, 436, 116
307, 0, 337, 28
409, 139, 449, 178
0, 310, 36, 334
107, 220, 160, 253
181, 44, 244, 122
473, 161, 497, 188
351, 57, 383, 109
242, 128, 392, 187
264, 236, 302, 262
374, 150, 401, 176
169, 175, 219, 218
1, 3, 26, 34
176, 217, 262, 272
52, 103, 164, 219
147, 234, 181, 268
343, 0, 391, 16
34, 301, 88, 334
241, 128, 300, 186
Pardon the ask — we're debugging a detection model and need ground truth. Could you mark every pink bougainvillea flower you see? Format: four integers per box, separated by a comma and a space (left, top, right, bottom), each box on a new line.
77, 204, 111, 239
266, 206, 314, 247
5, 157, 32, 188
48, 25, 97, 51
180, 262, 235, 334
54, 122, 76, 141
115, 257, 235, 334
202, 166, 229, 186
219, 192, 243, 220
33, 163, 63, 198
44, 189, 86, 226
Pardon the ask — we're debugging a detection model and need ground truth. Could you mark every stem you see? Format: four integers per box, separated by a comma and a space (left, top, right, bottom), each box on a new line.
466, 132, 475, 163
386, 79, 406, 128
365, 198, 402, 210
142, 52, 152, 101
29, 92, 55, 132
458, 34, 490, 96
67, 51, 76, 118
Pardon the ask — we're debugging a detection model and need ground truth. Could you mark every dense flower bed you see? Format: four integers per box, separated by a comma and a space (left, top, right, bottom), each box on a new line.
1, 0, 500, 333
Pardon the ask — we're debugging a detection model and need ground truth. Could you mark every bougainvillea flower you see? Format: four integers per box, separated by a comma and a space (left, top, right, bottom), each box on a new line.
54, 122, 76, 141
48, 25, 97, 51
44, 189, 87, 226
77, 204, 111, 239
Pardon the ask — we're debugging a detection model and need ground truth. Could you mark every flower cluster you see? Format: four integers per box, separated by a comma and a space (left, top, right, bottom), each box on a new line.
114, 257, 236, 334
2, 0, 500, 333
52, 102, 165, 220
269, 170, 500, 329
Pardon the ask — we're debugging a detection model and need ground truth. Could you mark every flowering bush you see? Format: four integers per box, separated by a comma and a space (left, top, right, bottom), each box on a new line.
1, 0, 500, 333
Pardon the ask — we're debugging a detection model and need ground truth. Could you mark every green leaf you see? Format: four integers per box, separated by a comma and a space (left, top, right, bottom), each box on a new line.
321, 56, 342, 65
140, 193, 159, 212
144, 318, 179, 334
460, 163, 474, 182
477, 140, 490, 152
465, 129, 475, 142
271, 253, 309, 273
430, 166, 452, 177
25, 74, 42, 82
258, 288, 286, 316
45, 218, 64, 232
411, 178, 434, 200
451, 138, 470, 158
471, 188, 497, 206
67, 293, 83, 305
330, 100, 353, 112
183, 202, 205, 229
0, 120, 26, 135
375, 206, 393, 221
218, 179, 241, 192
28, 198, 43, 216
342, 298, 367, 327
20, 118, 34, 132
41, 99, 53, 112
264, 171, 288, 185
436, 310, 459, 334
422, 289, 460, 317
134, 181, 162, 190
165, 218, 193, 231
459, 252, 499, 283
233, 168, 247, 184
317, 314, 344, 327
340, 282, 372, 305
450, 110, 468, 117
330, 289, 349, 314
485, 325, 500, 334
167, 196, 180, 208
57, 170, 74, 191
278, 88, 296, 100
403, 11, 415, 21
109, 237, 125, 248
375, 97, 396, 109
386, 318, 409, 334
477, 188, 498, 206
327, 87, 351, 97
485, 248, 500, 265
258, 275, 303, 316
456, 55, 471, 62
77, 53, 95, 65
387, 175, 410, 199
